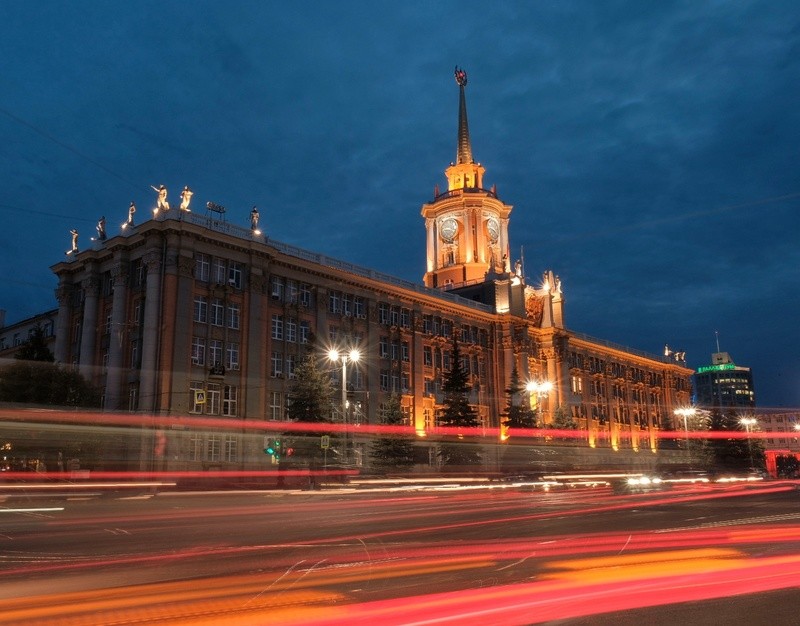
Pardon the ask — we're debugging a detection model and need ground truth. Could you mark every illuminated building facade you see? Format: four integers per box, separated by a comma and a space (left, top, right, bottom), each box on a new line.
49, 70, 692, 469
693, 351, 755, 411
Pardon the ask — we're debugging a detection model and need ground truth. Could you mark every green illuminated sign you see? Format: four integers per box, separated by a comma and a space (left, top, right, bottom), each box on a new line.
696, 363, 736, 374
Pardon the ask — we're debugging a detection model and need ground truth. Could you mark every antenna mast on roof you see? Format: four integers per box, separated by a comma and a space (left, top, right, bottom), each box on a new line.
715, 330, 721, 353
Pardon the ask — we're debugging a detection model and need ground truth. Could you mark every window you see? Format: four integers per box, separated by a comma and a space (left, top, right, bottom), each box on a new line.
354, 296, 365, 318
128, 383, 139, 412
207, 383, 221, 414
191, 337, 205, 366
190, 381, 204, 413
223, 385, 238, 416
226, 342, 239, 371
213, 259, 227, 285
424, 346, 433, 366
342, 294, 352, 316
210, 298, 224, 326
271, 351, 283, 377
130, 339, 140, 368
390, 341, 399, 361
228, 262, 242, 289
224, 435, 238, 462
195, 254, 210, 282
329, 291, 341, 314
300, 283, 312, 307
380, 370, 389, 391
209, 340, 223, 369
299, 320, 311, 344
402, 342, 409, 362
189, 433, 203, 461
269, 392, 282, 420
193, 296, 208, 323
207, 435, 221, 462
286, 353, 296, 379
227, 303, 240, 330
400, 308, 410, 328
131, 260, 145, 289
424, 378, 434, 395
286, 280, 298, 304
401, 372, 410, 392
390, 306, 400, 326
329, 325, 338, 342
379, 303, 390, 325
379, 337, 389, 359
423, 315, 432, 334
271, 276, 284, 300
286, 317, 297, 343
271, 314, 283, 340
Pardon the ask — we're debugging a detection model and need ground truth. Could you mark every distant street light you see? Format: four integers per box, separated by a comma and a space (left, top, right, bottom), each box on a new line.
740, 416, 758, 471
674, 407, 697, 460
526, 380, 553, 424
328, 348, 360, 464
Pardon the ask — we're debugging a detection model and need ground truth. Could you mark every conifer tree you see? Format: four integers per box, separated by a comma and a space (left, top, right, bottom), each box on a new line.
502, 364, 538, 432
286, 352, 336, 465
370, 394, 415, 472
15, 325, 54, 362
437, 336, 482, 468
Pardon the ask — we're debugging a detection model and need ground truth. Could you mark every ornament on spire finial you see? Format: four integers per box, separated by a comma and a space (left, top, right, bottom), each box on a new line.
454, 66, 467, 87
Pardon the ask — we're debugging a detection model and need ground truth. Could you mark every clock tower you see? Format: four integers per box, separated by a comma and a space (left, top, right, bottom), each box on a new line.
422, 67, 514, 289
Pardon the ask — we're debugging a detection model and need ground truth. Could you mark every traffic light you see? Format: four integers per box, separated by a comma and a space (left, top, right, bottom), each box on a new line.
264, 438, 281, 459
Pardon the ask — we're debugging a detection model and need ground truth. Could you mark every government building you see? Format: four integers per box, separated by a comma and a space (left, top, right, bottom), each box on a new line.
50, 70, 693, 471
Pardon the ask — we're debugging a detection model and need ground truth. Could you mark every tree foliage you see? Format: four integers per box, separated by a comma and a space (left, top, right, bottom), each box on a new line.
0, 361, 100, 407
370, 394, 415, 472
14, 325, 54, 362
502, 364, 538, 432
708, 408, 764, 474
437, 336, 481, 468
285, 352, 336, 464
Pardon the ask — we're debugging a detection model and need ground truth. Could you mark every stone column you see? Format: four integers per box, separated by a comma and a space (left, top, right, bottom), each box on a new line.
426, 218, 436, 274
53, 281, 74, 364
139, 249, 163, 413
105, 260, 129, 411
78, 274, 100, 379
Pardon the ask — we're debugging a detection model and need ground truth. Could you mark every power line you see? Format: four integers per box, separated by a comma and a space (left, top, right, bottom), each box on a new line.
0, 106, 144, 192
0, 203, 97, 223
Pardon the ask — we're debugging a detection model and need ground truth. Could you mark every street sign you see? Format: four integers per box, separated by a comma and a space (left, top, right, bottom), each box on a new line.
320, 435, 330, 449
194, 390, 206, 405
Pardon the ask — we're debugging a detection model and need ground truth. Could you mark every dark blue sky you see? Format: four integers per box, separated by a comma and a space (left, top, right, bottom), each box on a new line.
1, 1, 798, 408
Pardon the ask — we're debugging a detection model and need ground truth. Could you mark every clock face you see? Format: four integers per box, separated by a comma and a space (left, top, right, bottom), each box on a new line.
486, 217, 499, 242
440, 217, 458, 243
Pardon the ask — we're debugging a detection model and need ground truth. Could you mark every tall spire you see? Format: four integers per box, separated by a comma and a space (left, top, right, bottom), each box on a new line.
454, 66, 473, 165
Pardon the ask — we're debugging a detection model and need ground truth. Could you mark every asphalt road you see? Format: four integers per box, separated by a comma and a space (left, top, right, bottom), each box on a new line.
1, 480, 800, 624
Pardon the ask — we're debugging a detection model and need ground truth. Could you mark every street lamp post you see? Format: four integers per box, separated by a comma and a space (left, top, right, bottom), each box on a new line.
674, 407, 697, 466
525, 380, 553, 425
328, 348, 360, 465
740, 416, 757, 472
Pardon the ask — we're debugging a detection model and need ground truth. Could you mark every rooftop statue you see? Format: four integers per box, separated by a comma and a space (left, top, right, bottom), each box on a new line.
151, 184, 169, 211
180, 186, 193, 211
